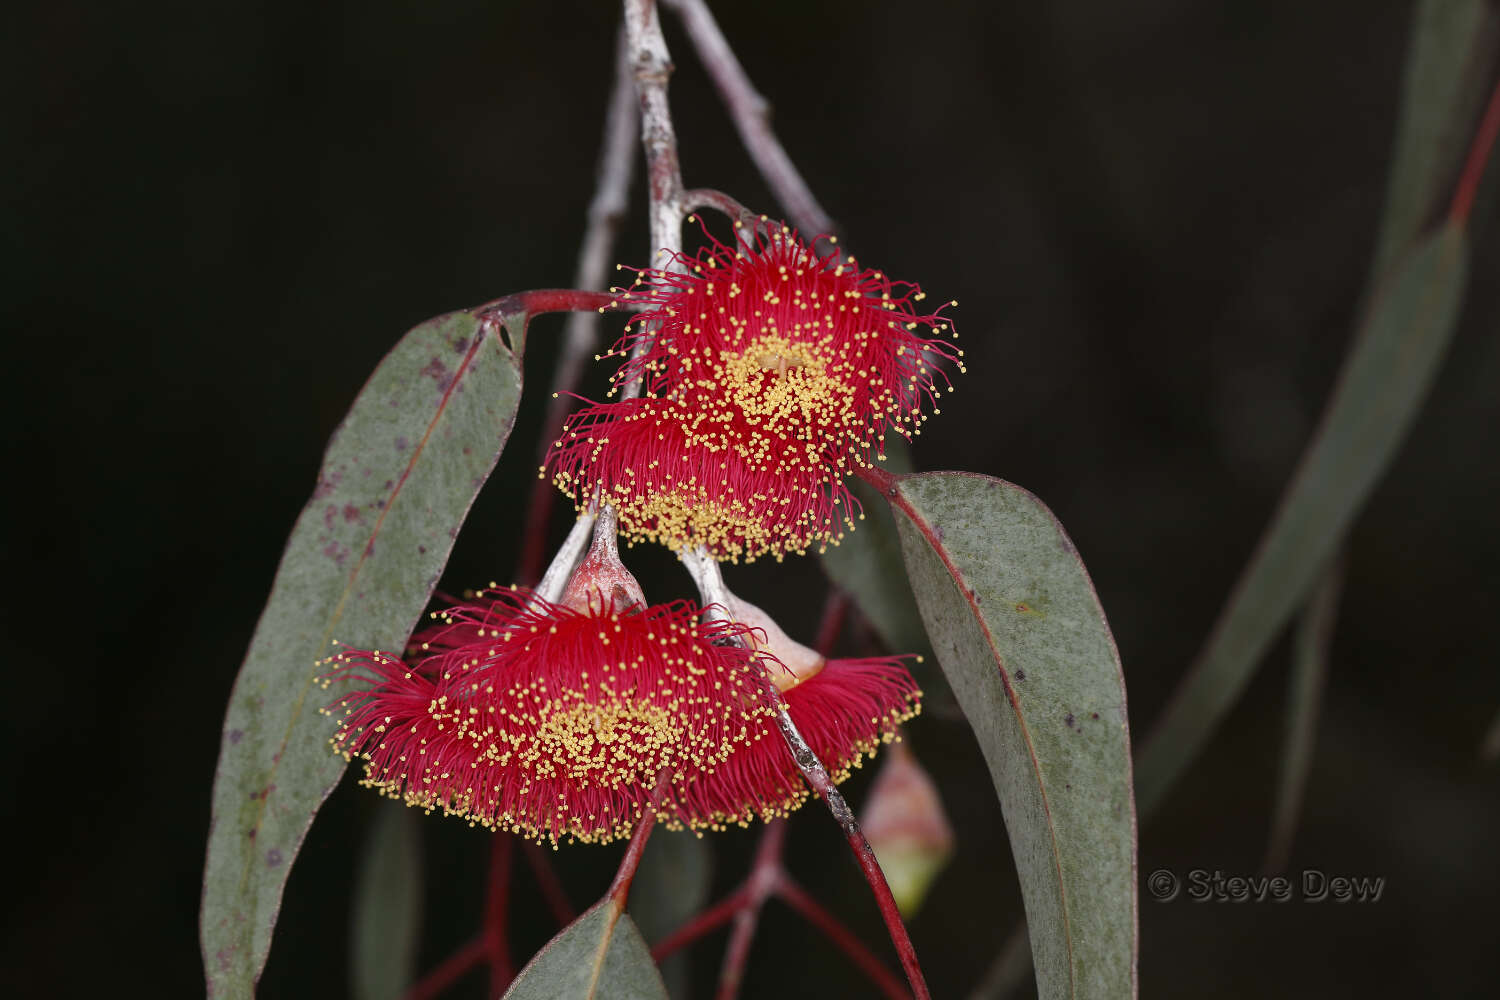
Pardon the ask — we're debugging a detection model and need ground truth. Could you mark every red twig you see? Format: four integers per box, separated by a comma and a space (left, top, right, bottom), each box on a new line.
652, 813, 910, 1000
522, 841, 578, 927
777, 879, 912, 1000
855, 463, 901, 494
713, 820, 787, 1000
813, 591, 850, 658
650, 884, 753, 961
1449, 71, 1500, 224
478, 288, 617, 321
714, 908, 760, 1000
833, 827, 927, 999
400, 935, 485, 1000
484, 834, 515, 995
681, 546, 932, 999
608, 811, 659, 903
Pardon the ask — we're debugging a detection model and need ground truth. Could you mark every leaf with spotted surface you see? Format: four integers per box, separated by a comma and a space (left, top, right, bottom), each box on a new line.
883, 470, 1137, 1000
201, 307, 524, 998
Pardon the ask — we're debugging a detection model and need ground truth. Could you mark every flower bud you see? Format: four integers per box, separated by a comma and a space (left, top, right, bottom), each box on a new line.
560, 522, 646, 614
725, 592, 824, 691
860, 741, 954, 917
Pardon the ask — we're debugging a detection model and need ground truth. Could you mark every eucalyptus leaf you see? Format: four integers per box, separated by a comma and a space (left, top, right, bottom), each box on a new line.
201, 309, 524, 997
1372, 0, 1496, 277
888, 471, 1136, 1000
1264, 561, 1343, 872
352, 804, 424, 1000
503, 900, 668, 1000
1135, 223, 1469, 817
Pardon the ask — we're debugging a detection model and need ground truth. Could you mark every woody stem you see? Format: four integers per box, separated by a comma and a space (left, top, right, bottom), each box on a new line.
485, 834, 515, 996
776, 879, 911, 1000
713, 819, 787, 1000
534, 509, 597, 605
622, 0, 686, 401
651, 817, 909, 1000
607, 810, 659, 905
661, 0, 837, 239
522, 841, 578, 926
679, 547, 931, 1000
682, 187, 757, 225
479, 288, 617, 320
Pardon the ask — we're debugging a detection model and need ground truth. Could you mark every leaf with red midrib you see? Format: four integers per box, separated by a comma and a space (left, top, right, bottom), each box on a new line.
503, 899, 667, 1000
200, 308, 524, 998
880, 469, 1137, 1000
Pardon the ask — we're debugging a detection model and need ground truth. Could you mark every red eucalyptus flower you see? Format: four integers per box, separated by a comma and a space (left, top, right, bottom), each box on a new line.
546, 395, 859, 562
323, 586, 920, 844
609, 220, 962, 466
544, 220, 959, 562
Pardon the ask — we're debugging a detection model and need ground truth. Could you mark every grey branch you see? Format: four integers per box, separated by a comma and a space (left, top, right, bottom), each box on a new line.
663, 0, 837, 239
551, 25, 640, 415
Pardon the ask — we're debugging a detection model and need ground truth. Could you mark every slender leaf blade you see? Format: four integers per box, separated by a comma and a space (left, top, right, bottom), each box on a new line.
1373, 0, 1495, 277
201, 310, 523, 997
503, 900, 668, 1000
1135, 223, 1469, 817
1264, 561, 1343, 872
889, 472, 1136, 1000
351, 804, 424, 1000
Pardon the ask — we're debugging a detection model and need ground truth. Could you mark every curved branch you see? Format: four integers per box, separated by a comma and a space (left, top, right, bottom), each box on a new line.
663, 0, 838, 238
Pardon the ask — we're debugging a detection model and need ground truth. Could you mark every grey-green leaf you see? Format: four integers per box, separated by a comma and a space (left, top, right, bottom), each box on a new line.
201, 309, 524, 997
1372, 0, 1496, 277
888, 471, 1137, 1000
1263, 561, 1343, 872
503, 900, 668, 1000
1134, 223, 1469, 818
351, 804, 424, 1000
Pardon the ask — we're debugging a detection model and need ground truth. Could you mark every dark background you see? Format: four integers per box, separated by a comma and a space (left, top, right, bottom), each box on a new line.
7, 1, 1499, 997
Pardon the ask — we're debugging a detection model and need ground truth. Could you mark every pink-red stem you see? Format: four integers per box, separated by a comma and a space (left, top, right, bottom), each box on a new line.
835, 829, 927, 999
479, 288, 617, 321
651, 814, 913, 1000
813, 591, 850, 658
713, 819, 787, 1000
777, 878, 912, 1000
485, 834, 515, 996
650, 885, 754, 961
522, 840, 578, 926
608, 811, 659, 904
401, 935, 486, 1000
1450, 72, 1500, 225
